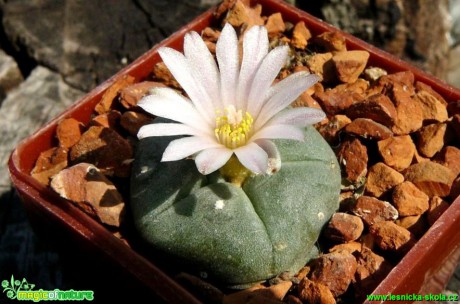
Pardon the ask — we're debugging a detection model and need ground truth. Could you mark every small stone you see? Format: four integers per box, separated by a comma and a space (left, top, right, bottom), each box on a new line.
433, 146, 460, 177
332, 51, 370, 83
377, 135, 415, 171
405, 161, 455, 197
56, 118, 84, 149
415, 81, 448, 106
413, 148, 430, 164
70, 126, 133, 177
120, 111, 154, 136
89, 110, 122, 129
31, 147, 69, 186
291, 90, 322, 109
119, 81, 164, 109
416, 123, 447, 158
329, 241, 363, 254
366, 162, 404, 197
345, 118, 393, 140
336, 137, 368, 183
369, 221, 415, 253
378, 71, 415, 91
224, 0, 264, 28
314, 79, 368, 114
305, 52, 334, 82
363, 67, 387, 82
152, 62, 180, 89
94, 75, 135, 114
412, 90, 448, 123
223, 281, 291, 304
389, 83, 423, 135
392, 181, 429, 216
201, 27, 221, 43
427, 196, 450, 226
345, 93, 397, 127
265, 13, 285, 37
50, 163, 125, 227
314, 31, 347, 52
395, 215, 427, 237
353, 247, 392, 297
317, 114, 351, 143
324, 212, 364, 242
294, 266, 311, 281
297, 278, 336, 304
291, 21, 311, 49
309, 251, 357, 297
351, 196, 399, 226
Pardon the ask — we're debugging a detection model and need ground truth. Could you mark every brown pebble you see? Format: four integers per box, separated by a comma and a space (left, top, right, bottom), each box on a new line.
324, 212, 364, 242
351, 196, 399, 226
404, 161, 455, 197
31, 147, 69, 186
70, 126, 133, 177
120, 111, 154, 136
392, 181, 429, 216
309, 251, 357, 297
201, 27, 220, 43
265, 13, 285, 37
353, 247, 392, 298
415, 81, 448, 106
427, 196, 450, 226
395, 215, 427, 237
297, 278, 336, 304
224, 0, 264, 28
366, 162, 404, 197
416, 123, 447, 158
433, 146, 460, 177
306, 52, 334, 83
291, 90, 322, 109
332, 50, 370, 83
412, 90, 448, 123
377, 135, 415, 171
344, 118, 393, 140
329, 241, 363, 254
378, 71, 415, 91
94, 75, 135, 114
314, 31, 347, 52
89, 110, 122, 129
291, 21, 311, 49
152, 62, 181, 89
369, 221, 415, 253
223, 281, 291, 304
314, 79, 368, 114
50, 163, 125, 227
336, 137, 368, 183
56, 118, 84, 149
345, 93, 397, 127
119, 81, 164, 109
389, 83, 423, 135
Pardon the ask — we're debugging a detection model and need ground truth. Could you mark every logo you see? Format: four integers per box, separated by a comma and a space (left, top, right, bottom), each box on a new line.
2, 275, 94, 302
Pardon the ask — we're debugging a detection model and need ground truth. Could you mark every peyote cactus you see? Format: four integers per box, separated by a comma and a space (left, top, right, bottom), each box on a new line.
130, 125, 340, 287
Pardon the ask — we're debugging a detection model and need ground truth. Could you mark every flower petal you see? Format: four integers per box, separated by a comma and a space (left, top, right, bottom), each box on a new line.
247, 45, 289, 116
254, 72, 320, 130
265, 107, 326, 127
250, 124, 305, 142
216, 23, 239, 108
137, 123, 208, 139
234, 142, 268, 174
194, 147, 233, 174
184, 31, 221, 108
158, 47, 214, 123
138, 88, 210, 133
254, 139, 281, 175
236, 25, 268, 109
162, 136, 221, 161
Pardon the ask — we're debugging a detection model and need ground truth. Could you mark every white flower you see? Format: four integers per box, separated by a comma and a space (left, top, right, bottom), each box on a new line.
138, 23, 325, 175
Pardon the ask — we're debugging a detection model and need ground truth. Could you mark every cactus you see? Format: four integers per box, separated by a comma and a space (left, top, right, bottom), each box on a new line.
130, 124, 341, 287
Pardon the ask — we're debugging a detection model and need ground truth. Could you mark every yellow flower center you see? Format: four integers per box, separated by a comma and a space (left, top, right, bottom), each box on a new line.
215, 105, 254, 149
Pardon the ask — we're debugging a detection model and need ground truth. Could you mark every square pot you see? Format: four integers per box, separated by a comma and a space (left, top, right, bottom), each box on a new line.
8, 0, 460, 302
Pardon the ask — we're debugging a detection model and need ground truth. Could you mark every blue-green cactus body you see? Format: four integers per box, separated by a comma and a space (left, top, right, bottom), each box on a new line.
130, 125, 340, 287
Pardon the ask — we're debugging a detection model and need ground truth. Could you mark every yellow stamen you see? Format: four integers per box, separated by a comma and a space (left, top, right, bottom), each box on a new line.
215, 105, 254, 149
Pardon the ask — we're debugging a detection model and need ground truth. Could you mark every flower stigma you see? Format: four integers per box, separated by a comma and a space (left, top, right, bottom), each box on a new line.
215, 105, 254, 149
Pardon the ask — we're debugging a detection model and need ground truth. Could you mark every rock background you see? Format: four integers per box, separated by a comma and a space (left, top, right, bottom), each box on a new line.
0, 0, 459, 302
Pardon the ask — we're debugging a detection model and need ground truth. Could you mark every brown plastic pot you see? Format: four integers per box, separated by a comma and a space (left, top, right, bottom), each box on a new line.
8, 0, 460, 303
